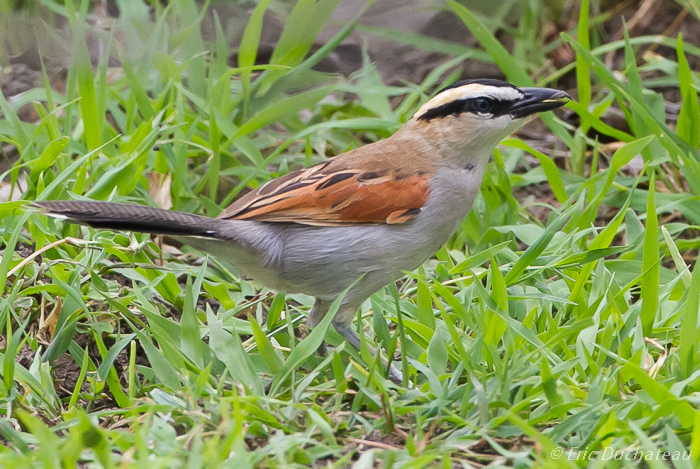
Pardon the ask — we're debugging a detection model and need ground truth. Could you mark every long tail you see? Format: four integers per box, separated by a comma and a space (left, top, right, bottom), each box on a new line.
32, 201, 220, 238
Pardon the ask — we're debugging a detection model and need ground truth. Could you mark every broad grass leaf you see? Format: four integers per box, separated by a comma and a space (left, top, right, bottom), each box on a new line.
30, 137, 69, 179
127, 320, 182, 391
96, 334, 136, 381
249, 316, 283, 375
266, 292, 286, 329
416, 267, 436, 331
503, 139, 568, 203
504, 203, 578, 286
426, 324, 449, 376
621, 361, 694, 428
238, 0, 272, 73
575, 0, 591, 112
207, 306, 263, 395
565, 100, 634, 142
234, 85, 336, 140
679, 251, 700, 379
677, 34, 700, 149
181, 276, 206, 369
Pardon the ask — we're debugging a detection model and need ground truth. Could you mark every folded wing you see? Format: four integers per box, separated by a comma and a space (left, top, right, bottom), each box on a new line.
219, 161, 431, 226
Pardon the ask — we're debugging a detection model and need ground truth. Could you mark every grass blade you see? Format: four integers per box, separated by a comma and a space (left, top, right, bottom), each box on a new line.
677, 34, 700, 149
504, 203, 577, 286
249, 316, 284, 375
207, 306, 263, 395
680, 249, 700, 379
641, 171, 659, 336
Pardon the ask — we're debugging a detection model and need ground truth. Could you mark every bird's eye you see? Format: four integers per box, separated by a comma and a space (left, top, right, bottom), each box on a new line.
472, 98, 493, 114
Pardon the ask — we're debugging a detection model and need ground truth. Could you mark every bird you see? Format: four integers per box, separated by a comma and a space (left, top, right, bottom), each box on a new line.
32, 78, 570, 383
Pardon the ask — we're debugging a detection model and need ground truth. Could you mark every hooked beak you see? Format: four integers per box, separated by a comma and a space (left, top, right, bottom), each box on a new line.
508, 87, 571, 118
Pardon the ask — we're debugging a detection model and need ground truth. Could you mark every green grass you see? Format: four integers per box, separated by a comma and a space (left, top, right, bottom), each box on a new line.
2, 0, 700, 467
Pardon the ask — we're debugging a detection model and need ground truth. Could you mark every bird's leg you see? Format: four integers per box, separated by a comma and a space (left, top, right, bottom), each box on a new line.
309, 298, 333, 356
308, 298, 333, 328
332, 320, 404, 385
309, 298, 405, 384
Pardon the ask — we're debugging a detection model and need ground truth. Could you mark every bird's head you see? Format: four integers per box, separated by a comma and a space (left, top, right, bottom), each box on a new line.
408, 79, 570, 158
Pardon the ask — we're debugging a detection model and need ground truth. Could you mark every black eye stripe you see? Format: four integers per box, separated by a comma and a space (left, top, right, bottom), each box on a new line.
417, 97, 514, 121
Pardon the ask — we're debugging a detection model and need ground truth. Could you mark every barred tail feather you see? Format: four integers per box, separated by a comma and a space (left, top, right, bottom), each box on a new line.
32, 201, 219, 238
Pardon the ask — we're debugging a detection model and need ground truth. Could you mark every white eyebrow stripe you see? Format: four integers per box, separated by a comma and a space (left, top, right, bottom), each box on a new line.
413, 84, 523, 119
